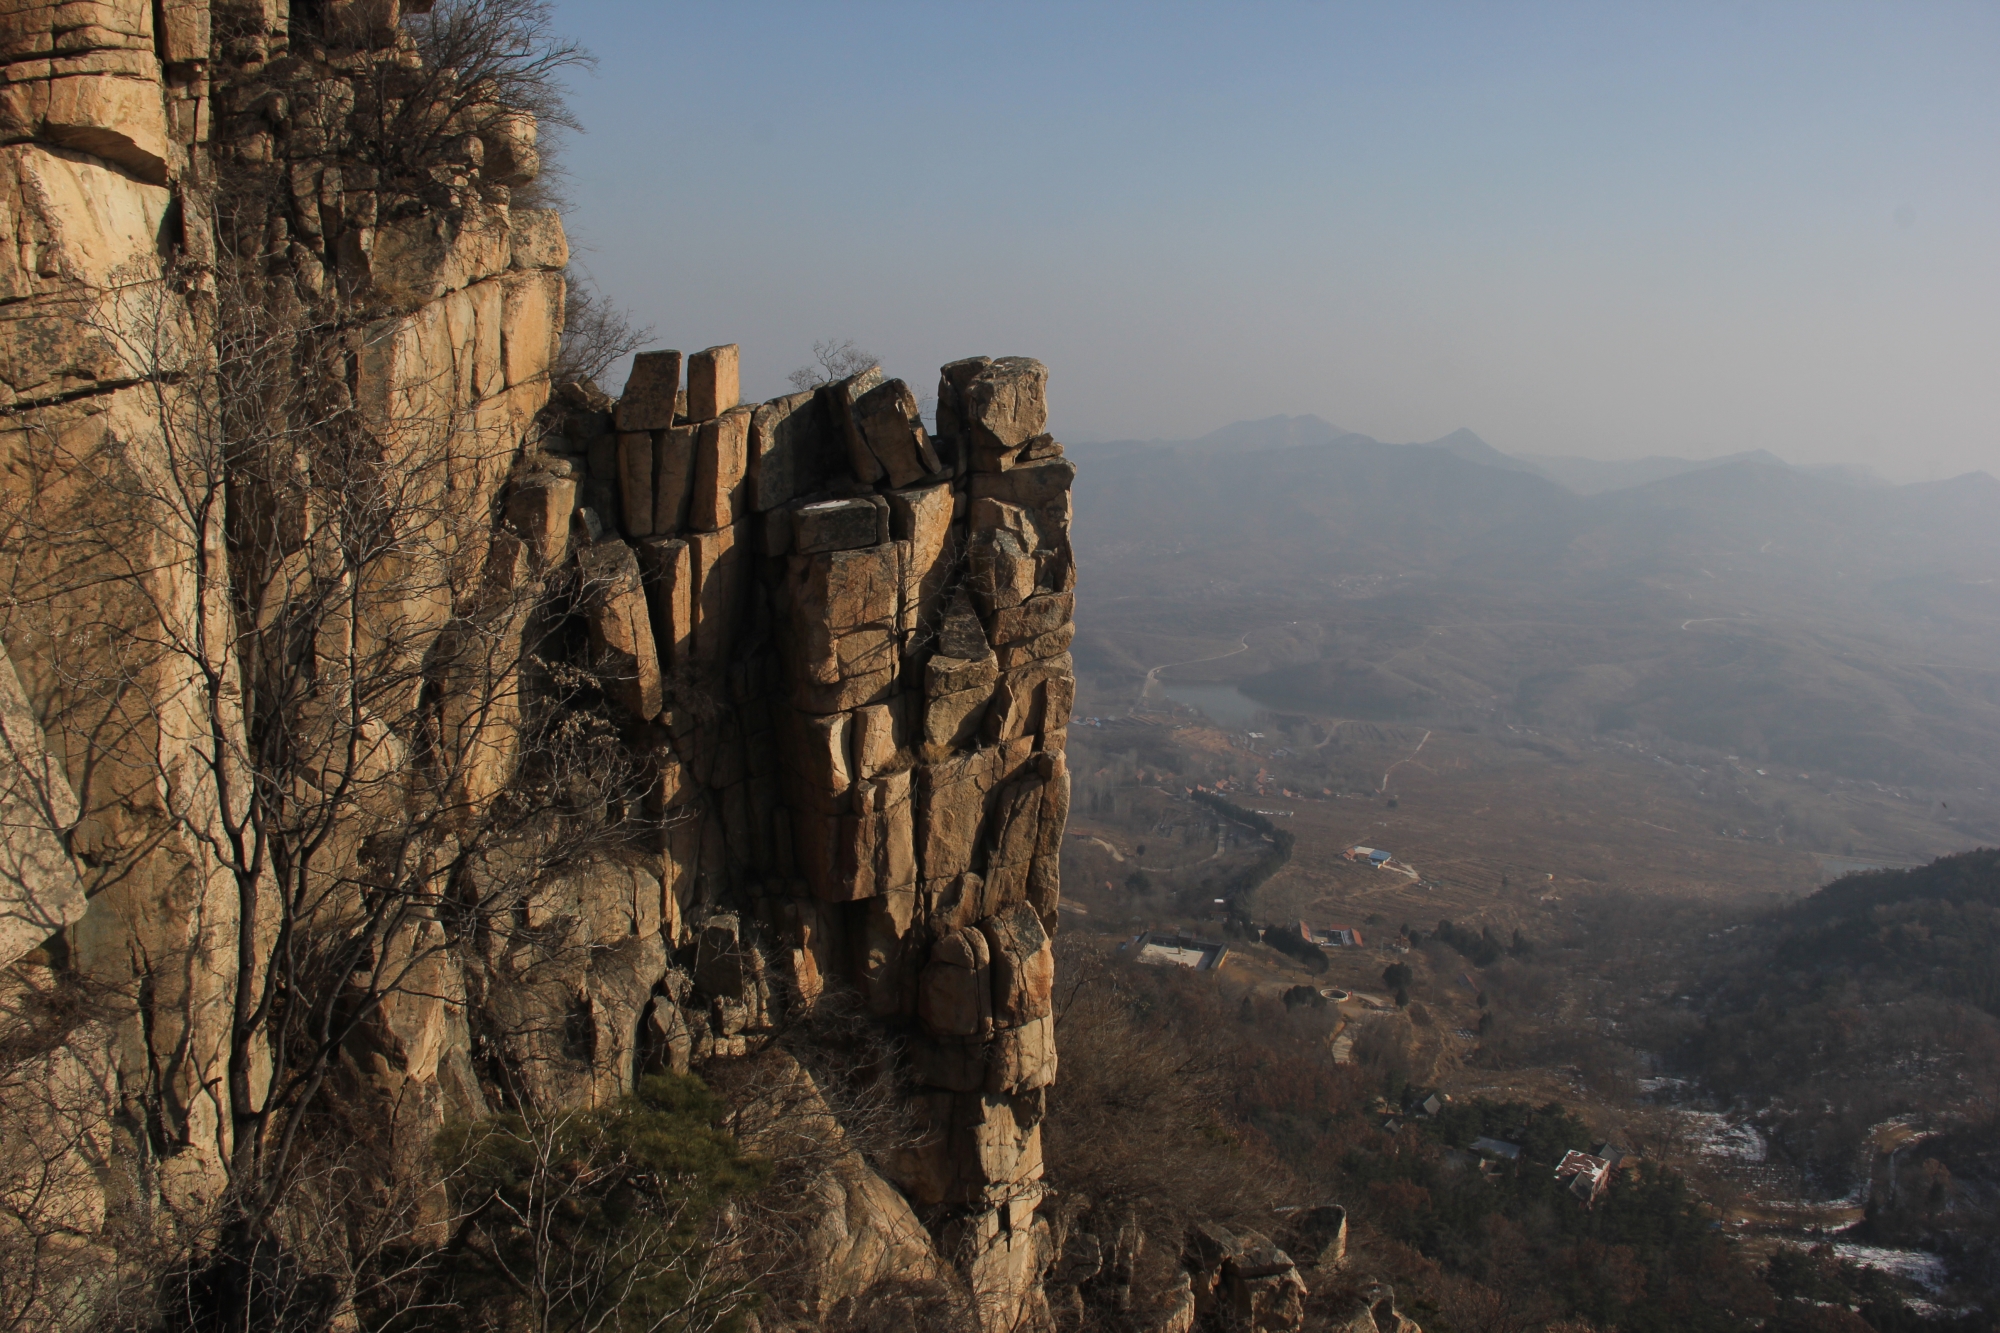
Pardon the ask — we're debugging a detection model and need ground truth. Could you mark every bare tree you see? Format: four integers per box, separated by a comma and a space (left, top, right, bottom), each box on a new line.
555, 267, 655, 389
0, 223, 653, 1325
786, 339, 880, 393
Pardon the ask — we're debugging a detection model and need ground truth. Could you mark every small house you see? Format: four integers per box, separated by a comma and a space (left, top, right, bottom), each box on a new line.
1555, 1149, 1613, 1206
1315, 925, 1365, 948
1129, 930, 1230, 972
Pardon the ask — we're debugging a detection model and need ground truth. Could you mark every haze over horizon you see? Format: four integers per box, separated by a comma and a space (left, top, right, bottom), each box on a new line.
553, 1, 1998, 484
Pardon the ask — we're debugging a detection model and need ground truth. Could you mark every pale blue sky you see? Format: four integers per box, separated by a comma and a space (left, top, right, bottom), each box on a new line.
550, 2, 1997, 481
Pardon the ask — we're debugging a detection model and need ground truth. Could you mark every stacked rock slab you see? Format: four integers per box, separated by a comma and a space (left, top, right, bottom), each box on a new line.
542, 350, 1075, 1328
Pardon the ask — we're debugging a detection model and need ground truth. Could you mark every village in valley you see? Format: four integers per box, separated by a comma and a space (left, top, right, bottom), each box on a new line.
1052, 655, 1993, 1289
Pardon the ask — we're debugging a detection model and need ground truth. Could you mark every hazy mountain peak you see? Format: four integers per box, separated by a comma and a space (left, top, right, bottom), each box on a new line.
1415, 427, 1542, 475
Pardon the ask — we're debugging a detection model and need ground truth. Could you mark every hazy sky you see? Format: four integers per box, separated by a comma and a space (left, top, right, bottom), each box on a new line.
551, 2, 1998, 482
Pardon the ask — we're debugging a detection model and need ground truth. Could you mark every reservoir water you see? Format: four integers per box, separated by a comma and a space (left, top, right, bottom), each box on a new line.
1158, 682, 1264, 728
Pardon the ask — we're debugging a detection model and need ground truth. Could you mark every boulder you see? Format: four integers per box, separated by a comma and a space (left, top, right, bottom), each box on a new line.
933, 356, 993, 473
690, 405, 751, 531
979, 902, 1054, 1026
849, 702, 899, 780
887, 482, 954, 637
617, 351, 684, 432
794, 497, 885, 554
638, 995, 694, 1075
985, 1014, 1056, 1093
747, 390, 831, 511
852, 377, 943, 488
617, 432, 655, 537
918, 927, 992, 1038
688, 522, 747, 666
504, 472, 575, 567
1277, 1203, 1347, 1273
507, 207, 568, 270
686, 344, 740, 421
634, 537, 693, 672
962, 358, 1048, 472
654, 424, 699, 534
988, 591, 1074, 647
967, 527, 1037, 614
823, 365, 887, 483
576, 540, 663, 719
857, 884, 920, 1017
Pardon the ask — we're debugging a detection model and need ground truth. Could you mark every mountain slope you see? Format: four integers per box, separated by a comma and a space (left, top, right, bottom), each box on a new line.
1074, 420, 2000, 786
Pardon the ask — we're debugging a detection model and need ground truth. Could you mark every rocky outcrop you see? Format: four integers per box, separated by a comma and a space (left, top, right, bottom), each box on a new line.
531, 347, 1075, 1328
0, 2, 1076, 1327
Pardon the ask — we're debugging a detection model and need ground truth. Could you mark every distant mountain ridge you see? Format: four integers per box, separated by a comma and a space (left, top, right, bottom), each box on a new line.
1066, 416, 1904, 496
1071, 416, 2000, 787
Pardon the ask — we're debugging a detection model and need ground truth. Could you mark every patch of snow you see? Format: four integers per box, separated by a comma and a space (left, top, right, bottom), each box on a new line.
1785, 1242, 1949, 1294
1686, 1111, 1767, 1163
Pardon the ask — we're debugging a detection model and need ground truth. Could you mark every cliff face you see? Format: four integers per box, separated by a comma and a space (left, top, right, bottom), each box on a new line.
0, 2, 1074, 1328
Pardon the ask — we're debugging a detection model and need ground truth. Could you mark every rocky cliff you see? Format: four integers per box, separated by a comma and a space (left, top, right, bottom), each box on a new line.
0, 2, 1074, 1329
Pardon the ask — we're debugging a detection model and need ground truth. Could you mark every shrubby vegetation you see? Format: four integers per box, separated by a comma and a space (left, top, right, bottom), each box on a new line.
1044, 933, 1999, 1333
1186, 792, 1295, 920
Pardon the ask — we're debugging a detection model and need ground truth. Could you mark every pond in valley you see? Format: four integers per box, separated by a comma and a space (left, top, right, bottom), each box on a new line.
1159, 682, 1264, 728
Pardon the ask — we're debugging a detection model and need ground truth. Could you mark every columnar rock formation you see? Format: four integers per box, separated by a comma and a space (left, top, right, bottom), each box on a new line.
0, 1, 1076, 1326
539, 345, 1076, 1324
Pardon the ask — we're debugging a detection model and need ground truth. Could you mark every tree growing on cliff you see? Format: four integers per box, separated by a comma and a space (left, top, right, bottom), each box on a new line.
0, 117, 649, 1333
0, 238, 665, 1324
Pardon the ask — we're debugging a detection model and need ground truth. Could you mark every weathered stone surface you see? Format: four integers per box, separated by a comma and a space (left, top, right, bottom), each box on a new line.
747, 390, 830, 512
508, 207, 569, 270
360, 205, 513, 309
655, 424, 698, 534
617, 431, 655, 537
919, 927, 992, 1038
617, 350, 683, 431
786, 542, 900, 640
505, 472, 576, 567
577, 540, 664, 719
968, 527, 1037, 615
980, 902, 1054, 1027
850, 702, 899, 780
852, 377, 943, 488
727, 1050, 951, 1314
690, 404, 752, 531
984, 654, 1074, 746
996, 624, 1076, 671
934, 356, 992, 474
916, 746, 1013, 883
784, 709, 853, 808
793, 497, 885, 555
986, 1014, 1056, 1094
688, 522, 747, 666
824, 365, 887, 483
963, 357, 1048, 472
1277, 1204, 1348, 1273
989, 591, 1075, 647
858, 883, 919, 1016
634, 536, 693, 672
0, 644, 84, 967
888, 481, 954, 637
686, 343, 740, 421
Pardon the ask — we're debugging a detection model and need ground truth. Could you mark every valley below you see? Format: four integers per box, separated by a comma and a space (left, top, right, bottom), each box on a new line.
1043, 418, 2000, 1326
